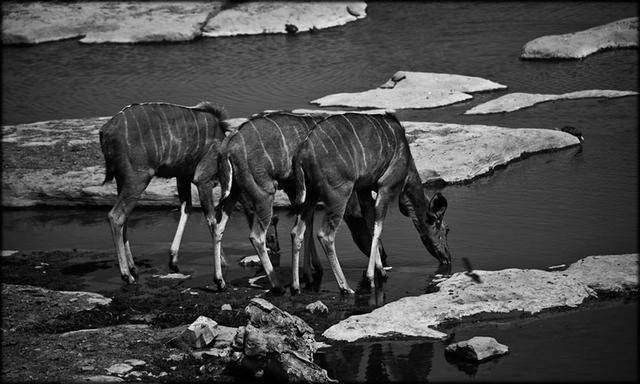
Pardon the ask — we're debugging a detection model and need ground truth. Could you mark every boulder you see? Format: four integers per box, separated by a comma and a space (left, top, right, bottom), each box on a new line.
2, 2, 222, 45
178, 316, 219, 349
465, 90, 637, 114
521, 17, 639, 60
322, 254, 638, 342
2, 116, 580, 207
444, 336, 509, 361
311, 71, 507, 109
202, 2, 366, 37
305, 301, 329, 314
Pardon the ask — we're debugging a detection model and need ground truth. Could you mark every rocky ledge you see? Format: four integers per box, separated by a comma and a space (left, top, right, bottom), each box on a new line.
1, 115, 579, 208
465, 90, 638, 114
312, 71, 507, 110
1, 1, 366, 45
520, 17, 638, 60
323, 254, 638, 342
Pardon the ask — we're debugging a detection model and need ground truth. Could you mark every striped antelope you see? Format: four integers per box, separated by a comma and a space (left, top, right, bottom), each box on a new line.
100, 101, 229, 284
292, 113, 451, 294
216, 111, 390, 293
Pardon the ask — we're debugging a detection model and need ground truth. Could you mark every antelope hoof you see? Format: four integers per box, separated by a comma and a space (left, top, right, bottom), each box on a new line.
214, 279, 227, 292
340, 287, 355, 295
168, 261, 180, 273
121, 273, 136, 285
290, 286, 301, 296
270, 286, 286, 295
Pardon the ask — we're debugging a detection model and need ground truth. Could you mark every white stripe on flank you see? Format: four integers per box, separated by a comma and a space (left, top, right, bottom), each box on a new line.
317, 126, 349, 168
363, 114, 383, 161
238, 133, 250, 167
326, 121, 356, 168
153, 106, 166, 158
123, 115, 130, 149
158, 107, 173, 164
264, 116, 289, 167
222, 156, 233, 200
381, 116, 398, 151
202, 113, 210, 146
190, 110, 201, 155
141, 107, 160, 160
341, 115, 367, 169
249, 121, 275, 172
128, 109, 148, 159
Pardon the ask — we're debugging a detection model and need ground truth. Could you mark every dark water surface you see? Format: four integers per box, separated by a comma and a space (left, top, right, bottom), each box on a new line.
2, 1, 638, 382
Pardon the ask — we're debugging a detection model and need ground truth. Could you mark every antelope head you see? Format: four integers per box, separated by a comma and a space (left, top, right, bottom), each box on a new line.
423, 192, 451, 264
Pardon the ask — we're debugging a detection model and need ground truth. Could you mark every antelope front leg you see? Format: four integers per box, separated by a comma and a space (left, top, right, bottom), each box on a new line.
291, 203, 315, 295
197, 182, 225, 290
212, 194, 237, 290
366, 189, 393, 288
168, 178, 192, 272
249, 196, 283, 293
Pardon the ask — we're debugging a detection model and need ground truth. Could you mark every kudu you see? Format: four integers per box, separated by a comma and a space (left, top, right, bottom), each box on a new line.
292, 113, 451, 294
100, 101, 229, 284
216, 111, 390, 293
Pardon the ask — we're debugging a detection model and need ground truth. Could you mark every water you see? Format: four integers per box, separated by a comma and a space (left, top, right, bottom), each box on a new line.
2, 2, 638, 382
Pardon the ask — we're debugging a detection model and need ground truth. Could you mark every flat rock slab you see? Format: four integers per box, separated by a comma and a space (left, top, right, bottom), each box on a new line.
202, 2, 366, 37
403, 121, 580, 184
2, 117, 579, 207
312, 71, 507, 109
322, 254, 638, 342
2, 2, 222, 45
521, 17, 638, 60
445, 336, 509, 362
465, 90, 638, 114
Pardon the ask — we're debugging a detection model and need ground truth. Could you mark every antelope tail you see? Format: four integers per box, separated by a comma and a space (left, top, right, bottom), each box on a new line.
219, 153, 233, 200
293, 156, 306, 206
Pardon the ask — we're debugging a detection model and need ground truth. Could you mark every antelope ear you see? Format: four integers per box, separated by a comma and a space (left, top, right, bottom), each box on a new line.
429, 192, 447, 221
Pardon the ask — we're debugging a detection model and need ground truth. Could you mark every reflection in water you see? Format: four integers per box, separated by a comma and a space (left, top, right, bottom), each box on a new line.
318, 340, 435, 382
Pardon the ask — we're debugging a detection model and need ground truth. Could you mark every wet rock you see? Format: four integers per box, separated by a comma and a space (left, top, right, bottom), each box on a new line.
179, 316, 219, 349
2, 2, 222, 45
239, 255, 261, 266
521, 17, 638, 60
221, 304, 232, 311
151, 272, 192, 280
305, 301, 329, 314
106, 363, 133, 375
323, 254, 638, 341
267, 350, 337, 383
312, 71, 507, 109
445, 336, 509, 361
2, 250, 19, 257
465, 90, 637, 114
285, 24, 299, 34
202, 2, 366, 37
123, 359, 146, 367
85, 375, 124, 382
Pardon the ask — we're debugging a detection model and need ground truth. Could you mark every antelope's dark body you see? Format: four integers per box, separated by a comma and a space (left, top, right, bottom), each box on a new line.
100, 102, 228, 183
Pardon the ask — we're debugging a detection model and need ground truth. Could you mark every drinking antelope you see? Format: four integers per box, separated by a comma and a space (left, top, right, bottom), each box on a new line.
292, 112, 451, 294
100, 101, 229, 284
215, 111, 390, 293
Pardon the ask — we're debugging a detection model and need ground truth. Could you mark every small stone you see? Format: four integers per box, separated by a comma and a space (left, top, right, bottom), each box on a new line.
239, 255, 261, 266
445, 336, 509, 362
305, 300, 328, 314
221, 304, 232, 311
167, 353, 185, 362
151, 273, 191, 280
80, 365, 95, 372
106, 363, 133, 375
85, 375, 124, 382
177, 316, 218, 349
124, 359, 146, 366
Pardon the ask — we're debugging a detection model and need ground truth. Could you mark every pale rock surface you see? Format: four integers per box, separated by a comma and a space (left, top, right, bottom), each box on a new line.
323, 254, 638, 342
2, 117, 580, 207
312, 71, 507, 109
180, 316, 219, 349
305, 300, 329, 314
85, 375, 124, 382
2, 2, 221, 45
202, 2, 366, 37
521, 17, 639, 60
239, 255, 262, 266
151, 273, 192, 280
465, 90, 638, 114
403, 121, 580, 183
445, 336, 509, 361
106, 363, 134, 376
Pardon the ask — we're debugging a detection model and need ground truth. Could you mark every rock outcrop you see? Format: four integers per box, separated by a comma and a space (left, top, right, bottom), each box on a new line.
444, 336, 509, 362
1, 116, 580, 207
521, 17, 638, 60
311, 71, 507, 109
322, 254, 638, 342
465, 90, 637, 114
202, 2, 366, 37
2, 2, 222, 45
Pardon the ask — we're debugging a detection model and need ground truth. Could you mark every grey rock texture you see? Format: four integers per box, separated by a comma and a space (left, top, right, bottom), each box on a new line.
444, 336, 509, 361
312, 71, 507, 109
521, 17, 638, 60
465, 90, 637, 114
322, 254, 638, 342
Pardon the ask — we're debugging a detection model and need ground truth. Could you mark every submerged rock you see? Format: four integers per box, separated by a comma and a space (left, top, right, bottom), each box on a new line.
2, 116, 579, 208
323, 254, 638, 342
305, 301, 329, 314
312, 71, 507, 109
202, 2, 366, 37
521, 17, 638, 60
445, 336, 509, 361
465, 90, 637, 114
2, 2, 221, 45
